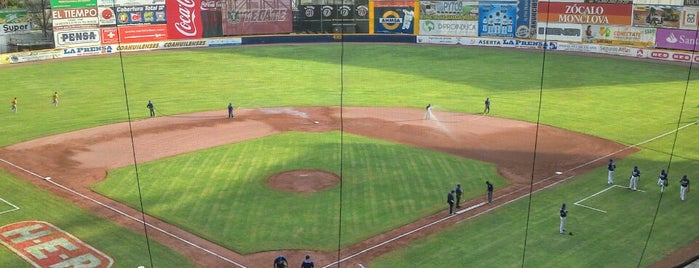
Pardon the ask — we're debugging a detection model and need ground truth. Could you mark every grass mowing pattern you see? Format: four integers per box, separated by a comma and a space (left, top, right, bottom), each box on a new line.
92, 131, 506, 253
0, 170, 194, 268
2, 44, 698, 266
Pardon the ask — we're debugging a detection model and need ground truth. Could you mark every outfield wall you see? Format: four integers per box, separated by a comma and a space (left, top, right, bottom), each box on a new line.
2, 33, 698, 65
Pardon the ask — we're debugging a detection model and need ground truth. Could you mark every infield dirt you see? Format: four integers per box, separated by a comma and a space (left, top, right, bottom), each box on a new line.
1, 106, 689, 267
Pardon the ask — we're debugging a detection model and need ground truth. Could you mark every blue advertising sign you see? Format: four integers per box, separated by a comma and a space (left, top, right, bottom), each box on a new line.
516, 0, 531, 38
478, 2, 517, 37
374, 4, 416, 34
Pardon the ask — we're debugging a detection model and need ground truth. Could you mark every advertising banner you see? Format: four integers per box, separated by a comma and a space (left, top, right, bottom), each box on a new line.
373, 1, 417, 34
632, 5, 681, 28
420, 20, 478, 36
537, 2, 632, 25
478, 2, 517, 37
100, 24, 167, 44
0, 9, 31, 35
98, 7, 116, 26
584, 25, 655, 46
167, 0, 203, 39
51, 0, 98, 9
420, 1, 479, 21
536, 22, 581, 42
52, 8, 100, 28
656, 28, 699, 51
222, 0, 292, 36
115, 5, 166, 25
54, 28, 101, 47
680, 7, 699, 29
516, 0, 532, 38
416, 35, 461, 44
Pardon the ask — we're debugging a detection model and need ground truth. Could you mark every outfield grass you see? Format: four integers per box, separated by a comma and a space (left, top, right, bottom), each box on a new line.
92, 132, 507, 253
0, 170, 195, 268
2, 44, 699, 266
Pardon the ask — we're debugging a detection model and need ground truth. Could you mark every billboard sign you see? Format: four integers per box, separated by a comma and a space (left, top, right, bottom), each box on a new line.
0, 9, 31, 35
55, 28, 101, 46
50, 0, 98, 9
420, 20, 478, 36
584, 25, 655, 46
374, 1, 416, 34
632, 5, 681, 28
656, 28, 699, 51
166, 0, 203, 39
420, 1, 479, 21
478, 2, 517, 37
537, 2, 632, 25
222, 0, 292, 35
536, 22, 581, 42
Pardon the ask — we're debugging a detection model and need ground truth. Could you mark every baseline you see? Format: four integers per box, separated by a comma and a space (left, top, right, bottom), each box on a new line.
0, 197, 20, 215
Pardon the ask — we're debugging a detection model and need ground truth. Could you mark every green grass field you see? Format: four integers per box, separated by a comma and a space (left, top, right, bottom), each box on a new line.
1, 44, 699, 267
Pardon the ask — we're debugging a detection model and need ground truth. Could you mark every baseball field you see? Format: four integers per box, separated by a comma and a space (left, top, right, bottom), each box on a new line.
0, 44, 698, 267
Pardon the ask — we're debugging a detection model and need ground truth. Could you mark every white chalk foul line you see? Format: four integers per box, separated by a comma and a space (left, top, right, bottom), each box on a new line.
323, 121, 698, 266
0, 158, 246, 268
321, 202, 486, 268
0, 197, 20, 215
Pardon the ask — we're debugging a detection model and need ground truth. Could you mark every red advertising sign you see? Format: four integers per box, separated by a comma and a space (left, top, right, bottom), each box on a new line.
100, 24, 168, 44
537, 3, 632, 25
166, 0, 203, 39
0, 221, 113, 268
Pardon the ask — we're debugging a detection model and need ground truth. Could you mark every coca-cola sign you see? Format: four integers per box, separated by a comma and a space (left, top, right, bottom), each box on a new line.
167, 0, 203, 39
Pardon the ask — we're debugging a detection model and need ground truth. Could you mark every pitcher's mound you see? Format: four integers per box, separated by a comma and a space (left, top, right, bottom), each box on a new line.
268, 169, 340, 194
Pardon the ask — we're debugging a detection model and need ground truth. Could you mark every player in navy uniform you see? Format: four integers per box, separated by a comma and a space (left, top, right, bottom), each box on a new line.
629, 166, 640, 191
273, 255, 288, 268
559, 203, 568, 234
483, 98, 490, 114
657, 169, 668, 193
447, 190, 455, 215
486, 181, 494, 203
680, 175, 690, 201
146, 100, 155, 117
455, 184, 463, 208
228, 102, 234, 118
301, 255, 314, 268
607, 159, 616, 185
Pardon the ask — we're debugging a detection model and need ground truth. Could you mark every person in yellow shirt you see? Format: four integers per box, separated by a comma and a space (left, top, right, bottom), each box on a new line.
11, 97, 17, 113
52, 92, 59, 106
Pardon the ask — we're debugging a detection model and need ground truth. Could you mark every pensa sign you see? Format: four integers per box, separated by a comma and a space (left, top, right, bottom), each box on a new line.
55, 29, 101, 47
166, 0, 202, 39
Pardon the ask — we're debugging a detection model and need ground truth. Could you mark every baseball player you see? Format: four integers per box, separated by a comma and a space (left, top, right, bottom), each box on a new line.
273, 255, 288, 268
10, 97, 17, 113
228, 102, 234, 118
629, 166, 640, 191
301, 255, 314, 268
559, 203, 567, 234
447, 190, 455, 215
607, 159, 616, 185
483, 98, 490, 114
146, 100, 155, 117
52, 92, 59, 107
657, 169, 668, 193
680, 175, 690, 201
424, 104, 433, 120
455, 184, 463, 208
486, 181, 494, 203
